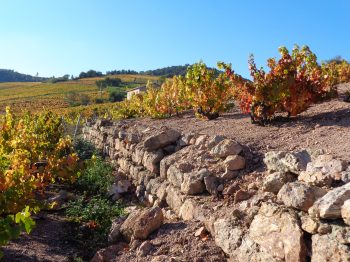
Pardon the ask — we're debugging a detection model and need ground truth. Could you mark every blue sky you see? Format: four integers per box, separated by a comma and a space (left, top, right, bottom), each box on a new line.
0, 0, 349, 78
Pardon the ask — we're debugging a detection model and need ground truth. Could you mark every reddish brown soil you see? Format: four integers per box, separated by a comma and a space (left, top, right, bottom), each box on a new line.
132, 83, 350, 163
2, 211, 84, 262
112, 221, 226, 262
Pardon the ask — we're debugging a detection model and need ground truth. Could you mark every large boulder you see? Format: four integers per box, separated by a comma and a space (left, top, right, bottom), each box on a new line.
277, 181, 327, 212
120, 207, 164, 241
211, 139, 242, 158
249, 203, 307, 261
143, 128, 180, 151
309, 182, 350, 219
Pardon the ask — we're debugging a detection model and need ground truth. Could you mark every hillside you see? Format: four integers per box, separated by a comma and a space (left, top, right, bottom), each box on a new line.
0, 74, 160, 114
0, 69, 46, 82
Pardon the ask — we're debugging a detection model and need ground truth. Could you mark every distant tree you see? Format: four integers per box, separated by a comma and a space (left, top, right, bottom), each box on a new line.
96, 77, 122, 98
109, 90, 125, 102
96, 80, 107, 98
325, 56, 347, 64
79, 70, 103, 79
106, 69, 138, 75
65, 91, 90, 106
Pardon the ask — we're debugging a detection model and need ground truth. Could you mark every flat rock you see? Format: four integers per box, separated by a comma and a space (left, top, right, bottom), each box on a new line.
108, 217, 126, 243
143, 128, 180, 151
298, 171, 333, 187
309, 182, 350, 219
212, 218, 244, 257
180, 169, 208, 195
204, 175, 219, 195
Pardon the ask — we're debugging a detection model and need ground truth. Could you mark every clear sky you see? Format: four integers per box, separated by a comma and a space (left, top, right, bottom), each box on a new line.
0, 0, 349, 78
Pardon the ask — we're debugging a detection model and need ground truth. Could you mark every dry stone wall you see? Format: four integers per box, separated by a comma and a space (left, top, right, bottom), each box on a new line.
83, 119, 350, 262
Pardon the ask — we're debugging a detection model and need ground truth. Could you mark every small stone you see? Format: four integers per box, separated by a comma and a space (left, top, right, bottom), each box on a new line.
318, 223, 332, 235
341, 170, 350, 183
143, 128, 181, 151
309, 183, 350, 219
298, 171, 333, 187
300, 215, 319, 234
223, 183, 240, 195
217, 184, 224, 192
120, 207, 164, 241
211, 139, 242, 158
220, 169, 238, 181
277, 182, 327, 212
234, 189, 251, 203
137, 241, 153, 257
194, 226, 207, 238
91, 243, 125, 262
108, 217, 126, 243
204, 175, 219, 195
207, 135, 226, 149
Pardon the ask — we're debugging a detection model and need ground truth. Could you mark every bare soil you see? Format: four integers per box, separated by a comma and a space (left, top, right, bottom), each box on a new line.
132, 83, 350, 163
2, 211, 84, 262
111, 220, 226, 262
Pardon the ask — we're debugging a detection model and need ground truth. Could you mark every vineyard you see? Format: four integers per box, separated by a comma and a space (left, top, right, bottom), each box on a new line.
116, 45, 349, 124
0, 108, 79, 258
1, 44, 350, 261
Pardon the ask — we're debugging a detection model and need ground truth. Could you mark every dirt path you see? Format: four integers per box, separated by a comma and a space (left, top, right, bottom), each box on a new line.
2, 211, 84, 262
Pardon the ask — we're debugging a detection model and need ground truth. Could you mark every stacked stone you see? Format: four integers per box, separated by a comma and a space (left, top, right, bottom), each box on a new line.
84, 120, 350, 261
83, 121, 247, 210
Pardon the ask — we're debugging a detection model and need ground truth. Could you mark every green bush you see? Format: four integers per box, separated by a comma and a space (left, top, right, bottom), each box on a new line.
93, 98, 104, 104
75, 158, 114, 196
66, 196, 124, 239
65, 91, 91, 106
73, 138, 100, 161
109, 90, 125, 102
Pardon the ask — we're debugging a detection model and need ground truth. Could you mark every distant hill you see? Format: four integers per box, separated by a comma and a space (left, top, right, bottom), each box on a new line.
140, 65, 190, 77
0, 69, 46, 82
106, 65, 222, 78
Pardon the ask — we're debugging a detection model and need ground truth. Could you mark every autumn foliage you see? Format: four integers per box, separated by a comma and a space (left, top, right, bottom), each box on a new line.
221, 45, 336, 123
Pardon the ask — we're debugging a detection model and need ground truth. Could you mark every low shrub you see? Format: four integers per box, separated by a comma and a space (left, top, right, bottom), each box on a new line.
221, 45, 337, 124
75, 157, 114, 196
73, 138, 100, 161
66, 196, 124, 241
